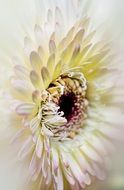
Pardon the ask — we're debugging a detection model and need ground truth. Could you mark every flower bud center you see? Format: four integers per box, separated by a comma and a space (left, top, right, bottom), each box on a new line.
46, 73, 88, 139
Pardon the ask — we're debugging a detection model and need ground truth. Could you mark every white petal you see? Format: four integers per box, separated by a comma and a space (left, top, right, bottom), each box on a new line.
11, 128, 25, 144
75, 149, 95, 176
14, 65, 29, 79
36, 136, 43, 158
34, 24, 42, 44
55, 7, 63, 26
56, 167, 63, 190
16, 103, 36, 116
30, 51, 43, 72
90, 134, 108, 156
30, 116, 40, 133
42, 152, 47, 178
29, 151, 42, 181
30, 70, 44, 89
92, 163, 106, 180
42, 125, 54, 137
18, 136, 33, 160
80, 142, 103, 163
49, 40, 56, 54
24, 37, 35, 55
29, 151, 37, 177
52, 148, 59, 171
68, 154, 85, 187
61, 151, 75, 186
41, 67, 51, 88
11, 78, 33, 97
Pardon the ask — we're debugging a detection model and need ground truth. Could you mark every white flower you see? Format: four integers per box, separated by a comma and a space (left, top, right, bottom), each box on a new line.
0, 0, 124, 190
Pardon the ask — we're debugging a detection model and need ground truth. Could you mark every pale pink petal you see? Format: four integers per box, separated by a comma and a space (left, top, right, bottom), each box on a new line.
32, 158, 42, 181
29, 151, 43, 180
56, 167, 63, 190
68, 155, 85, 187
11, 79, 33, 95
16, 103, 36, 116
45, 167, 52, 185
36, 136, 43, 158
34, 24, 42, 44
14, 65, 29, 79
51, 148, 59, 171
49, 40, 56, 54
42, 153, 47, 178
11, 128, 25, 144
32, 90, 41, 103
24, 37, 35, 55
61, 151, 75, 185
30, 117, 40, 134
47, 9, 53, 23
92, 163, 106, 180
55, 7, 63, 26
44, 136, 51, 152
18, 136, 34, 160
69, 182, 80, 190
29, 151, 37, 177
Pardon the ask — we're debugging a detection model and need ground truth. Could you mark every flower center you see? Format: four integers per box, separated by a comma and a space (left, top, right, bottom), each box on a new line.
43, 72, 88, 139
58, 92, 76, 121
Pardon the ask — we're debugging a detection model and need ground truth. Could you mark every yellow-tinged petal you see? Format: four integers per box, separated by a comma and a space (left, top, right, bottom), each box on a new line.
41, 67, 50, 88
30, 51, 43, 73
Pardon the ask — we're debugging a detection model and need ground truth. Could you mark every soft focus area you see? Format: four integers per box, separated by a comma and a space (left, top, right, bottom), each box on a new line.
0, 0, 124, 190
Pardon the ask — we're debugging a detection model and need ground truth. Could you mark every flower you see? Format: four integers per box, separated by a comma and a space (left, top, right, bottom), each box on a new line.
1, 0, 124, 190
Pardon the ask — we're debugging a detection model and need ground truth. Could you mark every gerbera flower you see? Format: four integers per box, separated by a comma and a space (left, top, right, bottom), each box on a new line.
0, 0, 124, 190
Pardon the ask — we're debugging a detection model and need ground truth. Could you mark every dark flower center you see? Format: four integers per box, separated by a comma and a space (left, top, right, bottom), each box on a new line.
47, 74, 88, 139
58, 92, 77, 121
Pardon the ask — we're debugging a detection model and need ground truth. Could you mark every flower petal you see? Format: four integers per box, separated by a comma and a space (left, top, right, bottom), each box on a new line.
18, 136, 33, 160
49, 40, 56, 54
36, 136, 43, 158
80, 141, 103, 163
14, 65, 29, 79
16, 103, 36, 116
47, 53, 55, 77
24, 37, 35, 55
41, 67, 51, 88
30, 51, 43, 73
30, 116, 40, 134
30, 70, 44, 89
29, 151, 42, 181
34, 24, 43, 45
52, 148, 59, 171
